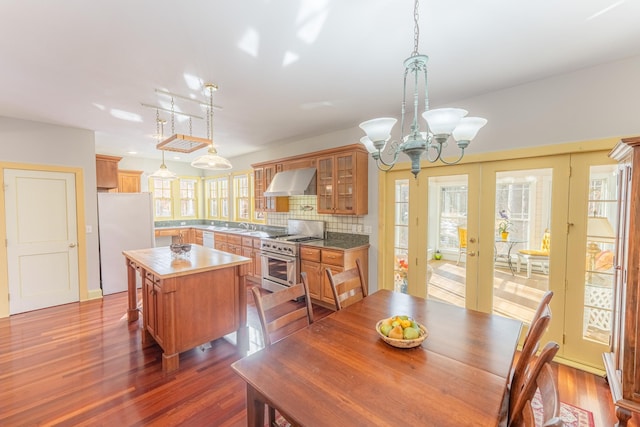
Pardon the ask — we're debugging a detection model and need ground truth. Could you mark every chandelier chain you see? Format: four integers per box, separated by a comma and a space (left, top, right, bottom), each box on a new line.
155, 109, 160, 142
412, 0, 420, 56
170, 97, 175, 134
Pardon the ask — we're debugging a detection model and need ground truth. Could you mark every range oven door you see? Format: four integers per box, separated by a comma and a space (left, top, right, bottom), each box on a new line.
261, 251, 297, 292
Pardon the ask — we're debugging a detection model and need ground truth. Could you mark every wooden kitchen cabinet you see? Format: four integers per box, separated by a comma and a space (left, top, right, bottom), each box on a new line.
194, 229, 203, 246
300, 244, 369, 310
253, 164, 288, 213
117, 169, 143, 193
96, 154, 122, 190
214, 232, 228, 252
281, 157, 317, 171
154, 228, 195, 244
604, 136, 640, 426
144, 272, 165, 348
317, 146, 368, 215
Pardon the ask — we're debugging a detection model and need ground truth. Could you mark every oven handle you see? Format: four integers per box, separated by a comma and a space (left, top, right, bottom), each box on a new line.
260, 252, 297, 264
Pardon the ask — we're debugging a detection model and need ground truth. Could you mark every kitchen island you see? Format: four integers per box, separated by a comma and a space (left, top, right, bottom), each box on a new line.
123, 245, 251, 372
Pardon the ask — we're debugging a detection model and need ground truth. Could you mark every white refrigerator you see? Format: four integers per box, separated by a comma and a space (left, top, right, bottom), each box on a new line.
97, 192, 155, 295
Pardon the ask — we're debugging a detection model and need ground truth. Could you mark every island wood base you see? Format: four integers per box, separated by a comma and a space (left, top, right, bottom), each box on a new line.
124, 246, 250, 372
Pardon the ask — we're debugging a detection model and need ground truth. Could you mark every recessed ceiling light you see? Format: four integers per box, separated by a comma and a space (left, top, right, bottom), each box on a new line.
127, 151, 137, 155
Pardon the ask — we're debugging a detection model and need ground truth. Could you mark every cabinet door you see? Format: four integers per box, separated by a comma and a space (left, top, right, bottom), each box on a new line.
254, 168, 265, 212
317, 156, 334, 213
242, 247, 254, 277
144, 277, 156, 336
301, 260, 322, 300
334, 153, 356, 214
153, 283, 165, 347
253, 248, 262, 278
322, 264, 343, 305
117, 170, 142, 193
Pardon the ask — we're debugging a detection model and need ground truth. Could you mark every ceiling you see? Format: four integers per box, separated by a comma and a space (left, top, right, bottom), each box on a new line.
1, 0, 640, 164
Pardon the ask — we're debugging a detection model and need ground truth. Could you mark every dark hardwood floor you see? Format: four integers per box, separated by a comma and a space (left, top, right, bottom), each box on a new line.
0, 286, 635, 426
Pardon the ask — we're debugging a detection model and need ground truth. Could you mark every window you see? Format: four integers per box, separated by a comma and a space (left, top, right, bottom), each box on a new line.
205, 176, 229, 220
151, 178, 173, 218
179, 178, 198, 218
495, 181, 531, 241
233, 174, 250, 222
439, 185, 468, 251
394, 179, 409, 293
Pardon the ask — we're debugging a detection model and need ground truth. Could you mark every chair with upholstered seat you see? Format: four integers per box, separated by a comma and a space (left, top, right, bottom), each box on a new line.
251, 274, 315, 426
326, 258, 367, 311
457, 226, 468, 265
518, 229, 551, 278
509, 341, 561, 427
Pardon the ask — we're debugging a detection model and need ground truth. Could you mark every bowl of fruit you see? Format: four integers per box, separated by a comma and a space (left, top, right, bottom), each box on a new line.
376, 315, 428, 348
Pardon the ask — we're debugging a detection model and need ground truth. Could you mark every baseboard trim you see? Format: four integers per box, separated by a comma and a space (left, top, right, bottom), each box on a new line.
553, 356, 606, 377
86, 289, 103, 300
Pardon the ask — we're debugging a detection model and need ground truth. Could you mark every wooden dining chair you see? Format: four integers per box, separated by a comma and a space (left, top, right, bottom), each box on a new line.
509, 341, 561, 427
251, 274, 315, 347
509, 305, 551, 407
520, 363, 563, 427
325, 258, 367, 311
251, 274, 314, 427
522, 290, 553, 350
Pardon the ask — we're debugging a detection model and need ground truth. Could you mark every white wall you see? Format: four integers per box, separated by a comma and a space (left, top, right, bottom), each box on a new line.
0, 116, 101, 295
115, 54, 640, 294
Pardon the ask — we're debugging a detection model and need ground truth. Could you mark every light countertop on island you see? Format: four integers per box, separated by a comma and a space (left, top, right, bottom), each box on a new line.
123, 245, 250, 279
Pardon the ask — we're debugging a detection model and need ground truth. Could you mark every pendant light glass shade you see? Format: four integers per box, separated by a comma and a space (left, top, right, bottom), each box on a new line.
190, 145, 232, 170
191, 83, 233, 170
149, 115, 178, 180
150, 149, 178, 180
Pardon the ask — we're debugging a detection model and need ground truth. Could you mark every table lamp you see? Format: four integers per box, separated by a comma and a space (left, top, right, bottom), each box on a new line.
586, 216, 615, 280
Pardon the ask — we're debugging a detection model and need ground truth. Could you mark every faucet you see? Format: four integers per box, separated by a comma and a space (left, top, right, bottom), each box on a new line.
239, 222, 250, 230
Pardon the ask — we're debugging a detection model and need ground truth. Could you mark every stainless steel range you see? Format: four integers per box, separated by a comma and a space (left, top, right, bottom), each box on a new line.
260, 219, 324, 292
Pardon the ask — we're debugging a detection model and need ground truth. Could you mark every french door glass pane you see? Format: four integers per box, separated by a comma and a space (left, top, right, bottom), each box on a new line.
427, 175, 467, 307
394, 179, 409, 293
583, 164, 617, 345
493, 169, 551, 323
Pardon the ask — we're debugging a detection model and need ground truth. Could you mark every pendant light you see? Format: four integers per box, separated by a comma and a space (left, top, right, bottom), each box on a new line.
150, 112, 178, 180
191, 83, 232, 170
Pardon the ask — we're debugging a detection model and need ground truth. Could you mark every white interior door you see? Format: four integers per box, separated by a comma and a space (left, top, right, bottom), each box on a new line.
4, 169, 79, 314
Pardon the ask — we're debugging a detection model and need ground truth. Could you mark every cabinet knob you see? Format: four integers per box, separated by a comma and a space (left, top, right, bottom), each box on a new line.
69, 242, 77, 248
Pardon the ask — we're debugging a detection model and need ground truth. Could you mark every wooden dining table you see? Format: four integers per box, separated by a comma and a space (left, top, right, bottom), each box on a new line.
231, 289, 522, 426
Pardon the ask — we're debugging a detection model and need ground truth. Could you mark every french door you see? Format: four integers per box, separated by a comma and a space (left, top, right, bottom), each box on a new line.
382, 149, 615, 370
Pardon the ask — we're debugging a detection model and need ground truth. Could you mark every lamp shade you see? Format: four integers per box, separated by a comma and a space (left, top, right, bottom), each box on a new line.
359, 118, 397, 143
190, 146, 232, 170
150, 164, 178, 180
422, 108, 467, 135
359, 136, 377, 154
587, 216, 615, 243
452, 117, 488, 142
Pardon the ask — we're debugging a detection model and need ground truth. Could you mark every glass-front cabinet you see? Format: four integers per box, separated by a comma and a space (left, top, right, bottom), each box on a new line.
317, 147, 368, 215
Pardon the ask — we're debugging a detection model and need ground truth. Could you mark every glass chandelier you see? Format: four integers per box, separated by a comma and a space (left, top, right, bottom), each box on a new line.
359, 0, 487, 178
190, 83, 232, 170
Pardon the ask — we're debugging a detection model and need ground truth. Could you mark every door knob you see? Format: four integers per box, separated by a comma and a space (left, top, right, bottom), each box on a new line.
469, 238, 476, 243
69, 243, 77, 248
467, 251, 476, 257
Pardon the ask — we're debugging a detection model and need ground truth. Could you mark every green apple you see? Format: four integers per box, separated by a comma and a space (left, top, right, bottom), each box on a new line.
380, 324, 393, 337
403, 326, 420, 340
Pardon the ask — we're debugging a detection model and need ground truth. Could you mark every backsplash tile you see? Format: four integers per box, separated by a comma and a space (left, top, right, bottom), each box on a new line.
267, 195, 366, 234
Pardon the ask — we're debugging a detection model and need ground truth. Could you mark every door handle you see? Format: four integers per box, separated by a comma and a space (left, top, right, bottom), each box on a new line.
69, 243, 77, 248
467, 251, 476, 257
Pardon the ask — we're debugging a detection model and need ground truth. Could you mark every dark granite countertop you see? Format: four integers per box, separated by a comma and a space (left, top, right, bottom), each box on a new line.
300, 233, 370, 251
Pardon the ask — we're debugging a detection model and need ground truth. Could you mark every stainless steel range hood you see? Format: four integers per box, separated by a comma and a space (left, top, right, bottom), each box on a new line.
263, 167, 317, 197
